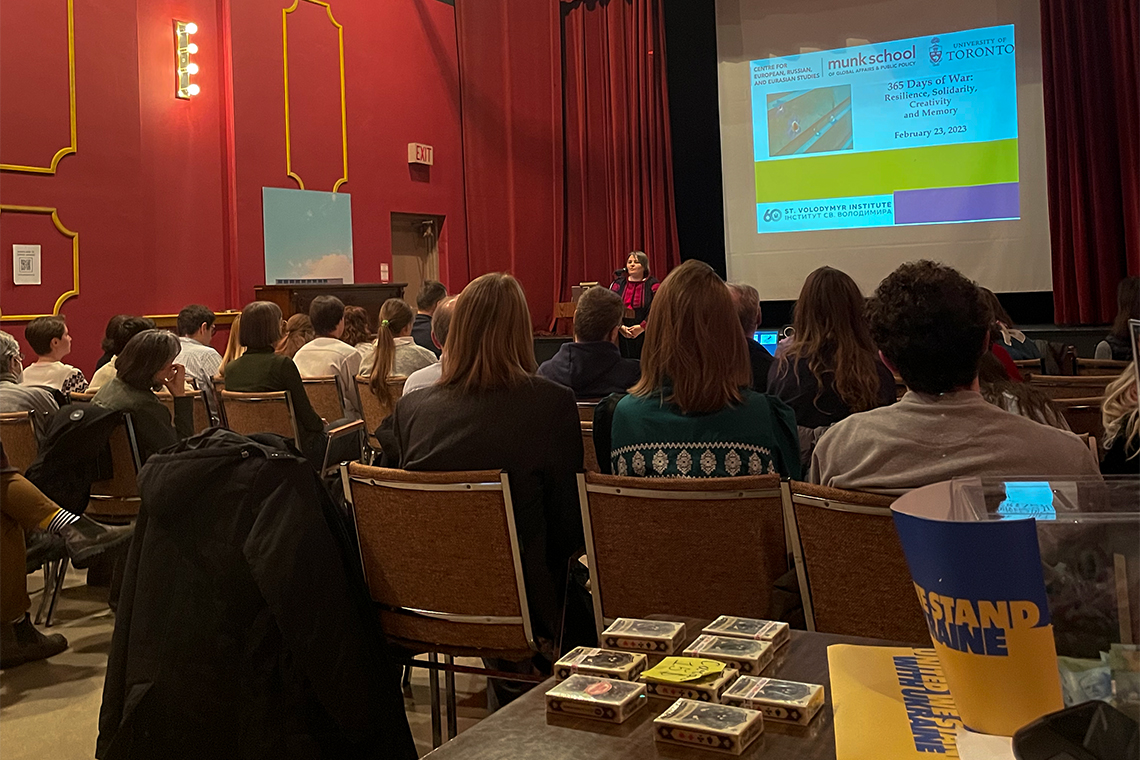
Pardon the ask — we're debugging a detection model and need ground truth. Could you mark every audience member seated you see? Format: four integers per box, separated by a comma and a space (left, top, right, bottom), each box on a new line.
93, 330, 194, 462
367, 298, 439, 415
412, 280, 448, 357
87, 316, 155, 392
980, 288, 1041, 362
95, 315, 128, 372
218, 313, 244, 376
341, 305, 375, 367
276, 313, 314, 359
979, 352, 1069, 431
20, 316, 88, 393
1101, 362, 1138, 474
382, 272, 586, 678
1096, 277, 1139, 361
811, 261, 1100, 492
1, 445, 133, 668
727, 282, 772, 392
403, 296, 456, 394
611, 251, 660, 359
293, 295, 363, 420
605, 260, 800, 478
537, 286, 640, 398
174, 304, 223, 393
0, 331, 59, 440
768, 266, 895, 428
222, 302, 328, 463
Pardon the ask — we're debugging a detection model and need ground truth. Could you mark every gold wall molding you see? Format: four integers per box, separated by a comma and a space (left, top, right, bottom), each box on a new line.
282, 0, 348, 192
0, 205, 79, 321
0, 0, 77, 174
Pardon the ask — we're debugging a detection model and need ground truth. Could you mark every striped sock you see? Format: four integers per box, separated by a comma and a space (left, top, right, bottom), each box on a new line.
38, 509, 81, 534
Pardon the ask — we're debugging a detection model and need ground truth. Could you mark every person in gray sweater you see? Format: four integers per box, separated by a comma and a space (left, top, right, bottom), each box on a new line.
811, 261, 1100, 493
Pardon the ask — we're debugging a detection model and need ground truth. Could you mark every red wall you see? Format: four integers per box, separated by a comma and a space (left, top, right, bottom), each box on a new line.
0, 0, 465, 372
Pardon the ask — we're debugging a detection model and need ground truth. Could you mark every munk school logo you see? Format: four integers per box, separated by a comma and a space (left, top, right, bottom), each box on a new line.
929, 37, 942, 65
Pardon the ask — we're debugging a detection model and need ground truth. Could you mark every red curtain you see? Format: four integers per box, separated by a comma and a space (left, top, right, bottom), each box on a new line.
560, 0, 681, 310
455, 1, 564, 328
1041, 0, 1140, 324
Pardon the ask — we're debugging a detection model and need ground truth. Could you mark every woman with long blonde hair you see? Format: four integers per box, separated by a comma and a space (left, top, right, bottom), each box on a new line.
1101, 362, 1139, 473
605, 260, 799, 478
366, 298, 436, 409
768, 266, 895, 428
217, 313, 245, 376
383, 272, 583, 662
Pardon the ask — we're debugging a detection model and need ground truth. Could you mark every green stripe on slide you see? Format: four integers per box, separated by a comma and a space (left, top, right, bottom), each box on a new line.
755, 139, 1019, 203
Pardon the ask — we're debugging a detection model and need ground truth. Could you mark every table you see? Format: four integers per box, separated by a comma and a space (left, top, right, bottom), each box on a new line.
254, 282, 407, 321
424, 630, 900, 759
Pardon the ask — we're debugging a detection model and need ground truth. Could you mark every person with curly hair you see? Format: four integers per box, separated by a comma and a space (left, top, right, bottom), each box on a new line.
811, 261, 1100, 493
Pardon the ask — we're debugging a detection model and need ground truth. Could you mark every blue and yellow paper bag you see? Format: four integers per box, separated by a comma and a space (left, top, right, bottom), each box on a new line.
892, 481, 1063, 736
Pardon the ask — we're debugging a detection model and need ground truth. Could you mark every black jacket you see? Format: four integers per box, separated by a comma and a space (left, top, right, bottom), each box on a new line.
26, 403, 124, 515
97, 429, 415, 760
767, 352, 896, 428
536, 341, 640, 399
746, 338, 775, 393
411, 313, 440, 357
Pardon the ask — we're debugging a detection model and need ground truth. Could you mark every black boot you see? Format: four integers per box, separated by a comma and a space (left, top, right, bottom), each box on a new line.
59, 516, 134, 569
0, 614, 68, 668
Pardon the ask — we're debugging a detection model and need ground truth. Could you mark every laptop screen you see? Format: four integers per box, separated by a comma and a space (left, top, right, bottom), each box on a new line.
753, 330, 780, 355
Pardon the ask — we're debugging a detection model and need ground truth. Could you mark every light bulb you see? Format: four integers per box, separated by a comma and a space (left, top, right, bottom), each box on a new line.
185, 22, 198, 34
187, 43, 198, 54
187, 83, 200, 96
187, 63, 199, 74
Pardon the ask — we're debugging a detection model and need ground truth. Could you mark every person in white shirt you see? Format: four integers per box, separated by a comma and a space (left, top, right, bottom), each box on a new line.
404, 296, 456, 394
292, 296, 362, 420
20, 316, 87, 394
87, 316, 156, 392
174, 305, 223, 393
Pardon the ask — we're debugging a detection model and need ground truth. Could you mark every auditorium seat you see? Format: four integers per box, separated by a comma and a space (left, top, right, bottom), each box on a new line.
302, 375, 345, 422
85, 415, 144, 523
156, 389, 212, 435
343, 463, 544, 747
0, 411, 38, 472
578, 472, 786, 630
784, 481, 929, 646
1028, 374, 1114, 400
1075, 358, 1130, 376
1054, 396, 1105, 439
355, 375, 405, 461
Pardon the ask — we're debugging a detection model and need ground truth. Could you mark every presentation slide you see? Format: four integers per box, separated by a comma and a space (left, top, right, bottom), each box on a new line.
750, 25, 1018, 234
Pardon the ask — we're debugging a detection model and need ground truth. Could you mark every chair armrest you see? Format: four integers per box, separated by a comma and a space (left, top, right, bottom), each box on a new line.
326, 419, 365, 440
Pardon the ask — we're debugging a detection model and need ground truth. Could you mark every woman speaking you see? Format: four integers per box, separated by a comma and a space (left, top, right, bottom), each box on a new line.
609, 251, 659, 359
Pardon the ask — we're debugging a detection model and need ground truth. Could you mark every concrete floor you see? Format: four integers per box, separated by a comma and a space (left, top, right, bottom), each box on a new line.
0, 571, 491, 758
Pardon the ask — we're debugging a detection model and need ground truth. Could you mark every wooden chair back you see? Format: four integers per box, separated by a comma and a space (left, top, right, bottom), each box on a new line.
68, 391, 96, 403
1054, 397, 1105, 439
343, 463, 535, 659
302, 375, 345, 422
155, 390, 212, 435
1013, 358, 1044, 376
0, 411, 39, 473
580, 472, 787, 633
1076, 358, 1129, 376
577, 401, 601, 423
219, 390, 301, 448
355, 375, 406, 448
86, 416, 143, 522
785, 481, 928, 645
1028, 374, 1113, 400
581, 421, 599, 472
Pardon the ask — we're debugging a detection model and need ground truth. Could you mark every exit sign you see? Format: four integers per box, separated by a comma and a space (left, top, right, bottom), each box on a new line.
408, 143, 434, 165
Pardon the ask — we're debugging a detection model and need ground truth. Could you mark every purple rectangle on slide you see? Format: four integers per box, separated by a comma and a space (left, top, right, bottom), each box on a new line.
893, 182, 1020, 225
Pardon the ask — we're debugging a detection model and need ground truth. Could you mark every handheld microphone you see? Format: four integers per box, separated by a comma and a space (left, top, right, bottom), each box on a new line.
613, 268, 627, 279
